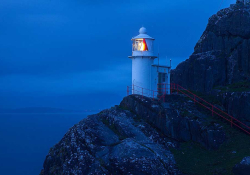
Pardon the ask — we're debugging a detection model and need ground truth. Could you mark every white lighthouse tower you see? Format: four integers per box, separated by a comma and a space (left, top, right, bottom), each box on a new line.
129, 27, 171, 98
129, 27, 157, 96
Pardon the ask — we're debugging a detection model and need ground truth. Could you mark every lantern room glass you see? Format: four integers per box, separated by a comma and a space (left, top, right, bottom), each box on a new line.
133, 39, 149, 51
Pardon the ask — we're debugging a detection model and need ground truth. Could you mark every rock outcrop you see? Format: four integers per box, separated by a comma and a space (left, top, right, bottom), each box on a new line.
216, 91, 250, 125
233, 156, 250, 175
40, 95, 226, 175
172, 3, 250, 91
171, 3, 250, 125
120, 95, 225, 150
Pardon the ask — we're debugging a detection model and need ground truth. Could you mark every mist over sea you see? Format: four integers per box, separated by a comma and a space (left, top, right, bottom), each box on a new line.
0, 112, 93, 175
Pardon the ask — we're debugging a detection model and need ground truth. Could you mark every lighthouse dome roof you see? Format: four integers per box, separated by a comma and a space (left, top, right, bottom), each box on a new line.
132, 27, 155, 40
139, 27, 147, 34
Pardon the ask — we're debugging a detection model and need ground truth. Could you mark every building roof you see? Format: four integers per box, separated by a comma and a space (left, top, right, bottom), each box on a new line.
128, 56, 157, 59
152, 64, 171, 68
132, 27, 155, 40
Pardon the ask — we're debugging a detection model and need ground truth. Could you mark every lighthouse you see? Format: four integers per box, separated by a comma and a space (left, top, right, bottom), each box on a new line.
129, 27, 171, 98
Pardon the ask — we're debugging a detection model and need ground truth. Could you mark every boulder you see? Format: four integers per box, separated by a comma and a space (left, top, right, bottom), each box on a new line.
233, 156, 250, 175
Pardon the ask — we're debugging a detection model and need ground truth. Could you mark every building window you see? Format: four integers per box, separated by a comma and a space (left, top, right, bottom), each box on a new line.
158, 73, 166, 83
133, 39, 148, 51
162, 74, 166, 82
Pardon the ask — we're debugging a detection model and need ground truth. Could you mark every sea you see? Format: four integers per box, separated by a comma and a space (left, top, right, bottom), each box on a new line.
0, 113, 93, 175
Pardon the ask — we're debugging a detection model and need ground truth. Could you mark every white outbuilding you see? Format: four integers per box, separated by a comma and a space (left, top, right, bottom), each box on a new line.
129, 27, 171, 98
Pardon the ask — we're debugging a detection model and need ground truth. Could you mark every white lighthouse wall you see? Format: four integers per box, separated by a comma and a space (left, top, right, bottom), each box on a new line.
150, 66, 158, 97
132, 57, 154, 97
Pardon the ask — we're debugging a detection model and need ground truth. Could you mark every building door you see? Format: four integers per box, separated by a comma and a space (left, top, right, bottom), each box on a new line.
158, 73, 167, 95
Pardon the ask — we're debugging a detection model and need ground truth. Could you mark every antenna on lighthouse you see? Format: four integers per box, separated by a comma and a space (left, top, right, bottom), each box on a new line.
158, 53, 160, 66
158, 46, 160, 66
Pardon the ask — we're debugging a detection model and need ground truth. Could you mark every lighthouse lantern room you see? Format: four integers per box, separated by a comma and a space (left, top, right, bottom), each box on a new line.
129, 27, 171, 98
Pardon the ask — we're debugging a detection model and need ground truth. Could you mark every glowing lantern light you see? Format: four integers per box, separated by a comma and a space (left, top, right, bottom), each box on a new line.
140, 38, 148, 51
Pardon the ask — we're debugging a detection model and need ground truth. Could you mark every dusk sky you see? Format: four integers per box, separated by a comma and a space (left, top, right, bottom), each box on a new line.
0, 0, 235, 110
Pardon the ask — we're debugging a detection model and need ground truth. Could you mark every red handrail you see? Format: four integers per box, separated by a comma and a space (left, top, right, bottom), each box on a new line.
127, 83, 250, 136
127, 85, 158, 100
174, 84, 250, 135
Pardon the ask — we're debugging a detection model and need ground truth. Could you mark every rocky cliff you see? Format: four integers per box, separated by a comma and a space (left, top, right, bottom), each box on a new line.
40, 95, 183, 175
41, 95, 250, 174
171, 3, 250, 125
40, 94, 227, 175
40, 3, 250, 175
233, 156, 250, 175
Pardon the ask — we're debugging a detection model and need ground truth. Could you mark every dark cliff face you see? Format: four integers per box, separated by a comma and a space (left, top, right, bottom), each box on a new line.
120, 95, 226, 150
171, 3, 250, 126
171, 3, 250, 92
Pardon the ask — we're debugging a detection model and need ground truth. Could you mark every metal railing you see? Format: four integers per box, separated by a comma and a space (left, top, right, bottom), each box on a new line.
127, 84, 158, 101
127, 84, 171, 101
172, 83, 250, 135
126, 83, 250, 135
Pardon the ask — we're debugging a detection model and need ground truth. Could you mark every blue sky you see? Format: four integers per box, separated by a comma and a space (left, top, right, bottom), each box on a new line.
0, 0, 235, 110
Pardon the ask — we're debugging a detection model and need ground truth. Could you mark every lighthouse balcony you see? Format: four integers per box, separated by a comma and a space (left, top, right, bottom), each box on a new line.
130, 51, 156, 57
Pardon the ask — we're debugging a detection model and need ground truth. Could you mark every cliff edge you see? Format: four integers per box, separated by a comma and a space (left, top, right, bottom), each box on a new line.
171, 3, 250, 126
41, 95, 250, 174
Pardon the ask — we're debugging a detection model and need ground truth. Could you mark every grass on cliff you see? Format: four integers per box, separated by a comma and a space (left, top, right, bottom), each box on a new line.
170, 124, 250, 175
169, 91, 250, 175
214, 80, 250, 92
